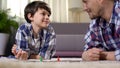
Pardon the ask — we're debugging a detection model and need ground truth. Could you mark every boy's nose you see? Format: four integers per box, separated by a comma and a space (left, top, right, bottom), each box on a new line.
45, 15, 49, 20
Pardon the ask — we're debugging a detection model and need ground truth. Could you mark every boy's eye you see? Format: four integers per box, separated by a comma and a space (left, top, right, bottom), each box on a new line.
41, 13, 45, 16
48, 14, 50, 17
40, 13, 50, 17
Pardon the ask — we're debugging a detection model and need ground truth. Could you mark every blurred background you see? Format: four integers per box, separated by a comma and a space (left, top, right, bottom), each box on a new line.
0, 0, 90, 24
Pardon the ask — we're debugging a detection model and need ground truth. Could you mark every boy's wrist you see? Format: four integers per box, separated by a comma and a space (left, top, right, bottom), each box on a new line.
29, 54, 40, 59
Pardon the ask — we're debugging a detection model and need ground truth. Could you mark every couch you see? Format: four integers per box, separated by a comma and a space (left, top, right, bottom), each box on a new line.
51, 23, 89, 57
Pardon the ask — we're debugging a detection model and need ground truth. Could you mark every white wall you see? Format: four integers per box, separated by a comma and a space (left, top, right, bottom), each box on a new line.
1, 0, 7, 9
1, 0, 90, 23
45, 0, 68, 23
0, 0, 1, 9
68, 0, 90, 23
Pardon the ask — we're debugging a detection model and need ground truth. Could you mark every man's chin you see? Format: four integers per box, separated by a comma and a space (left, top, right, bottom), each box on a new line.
89, 16, 98, 20
90, 17, 96, 20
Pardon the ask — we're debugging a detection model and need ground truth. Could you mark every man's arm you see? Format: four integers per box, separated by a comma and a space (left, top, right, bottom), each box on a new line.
82, 48, 102, 61
82, 48, 116, 61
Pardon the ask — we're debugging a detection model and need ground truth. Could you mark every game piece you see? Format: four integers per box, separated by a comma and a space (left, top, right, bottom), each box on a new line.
40, 57, 42, 62
57, 56, 60, 62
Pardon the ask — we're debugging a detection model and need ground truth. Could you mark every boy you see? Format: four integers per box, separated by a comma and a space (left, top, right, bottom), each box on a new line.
12, 1, 56, 60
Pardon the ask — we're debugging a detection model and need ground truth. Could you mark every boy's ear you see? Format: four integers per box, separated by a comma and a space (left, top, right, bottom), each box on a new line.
27, 13, 33, 20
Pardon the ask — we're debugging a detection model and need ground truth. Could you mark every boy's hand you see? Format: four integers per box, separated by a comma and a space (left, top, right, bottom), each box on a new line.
11, 44, 17, 55
11, 44, 28, 60
15, 49, 28, 60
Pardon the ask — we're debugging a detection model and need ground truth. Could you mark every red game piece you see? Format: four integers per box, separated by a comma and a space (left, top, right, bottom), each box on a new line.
57, 56, 60, 62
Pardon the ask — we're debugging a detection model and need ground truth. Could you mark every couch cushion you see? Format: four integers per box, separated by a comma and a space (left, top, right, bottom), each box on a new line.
50, 23, 89, 57
56, 35, 85, 51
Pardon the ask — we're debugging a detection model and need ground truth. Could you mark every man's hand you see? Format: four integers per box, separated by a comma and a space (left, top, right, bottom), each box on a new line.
82, 48, 103, 61
100, 51, 115, 60
11, 44, 28, 60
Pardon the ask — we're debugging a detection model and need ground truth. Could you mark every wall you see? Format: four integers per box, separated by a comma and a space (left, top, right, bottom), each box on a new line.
68, 0, 91, 23
0, 0, 91, 23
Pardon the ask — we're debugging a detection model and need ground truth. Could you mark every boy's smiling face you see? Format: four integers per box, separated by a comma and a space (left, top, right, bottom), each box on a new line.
29, 8, 50, 29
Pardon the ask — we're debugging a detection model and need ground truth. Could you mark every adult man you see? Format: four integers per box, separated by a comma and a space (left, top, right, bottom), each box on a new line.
82, 0, 120, 61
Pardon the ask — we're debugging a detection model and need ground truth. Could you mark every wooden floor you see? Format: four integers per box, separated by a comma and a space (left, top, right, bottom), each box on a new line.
0, 57, 120, 68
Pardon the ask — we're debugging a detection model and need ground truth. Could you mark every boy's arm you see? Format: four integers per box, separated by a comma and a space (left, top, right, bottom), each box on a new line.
29, 54, 40, 59
39, 26, 56, 59
11, 44, 29, 60
14, 28, 30, 60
